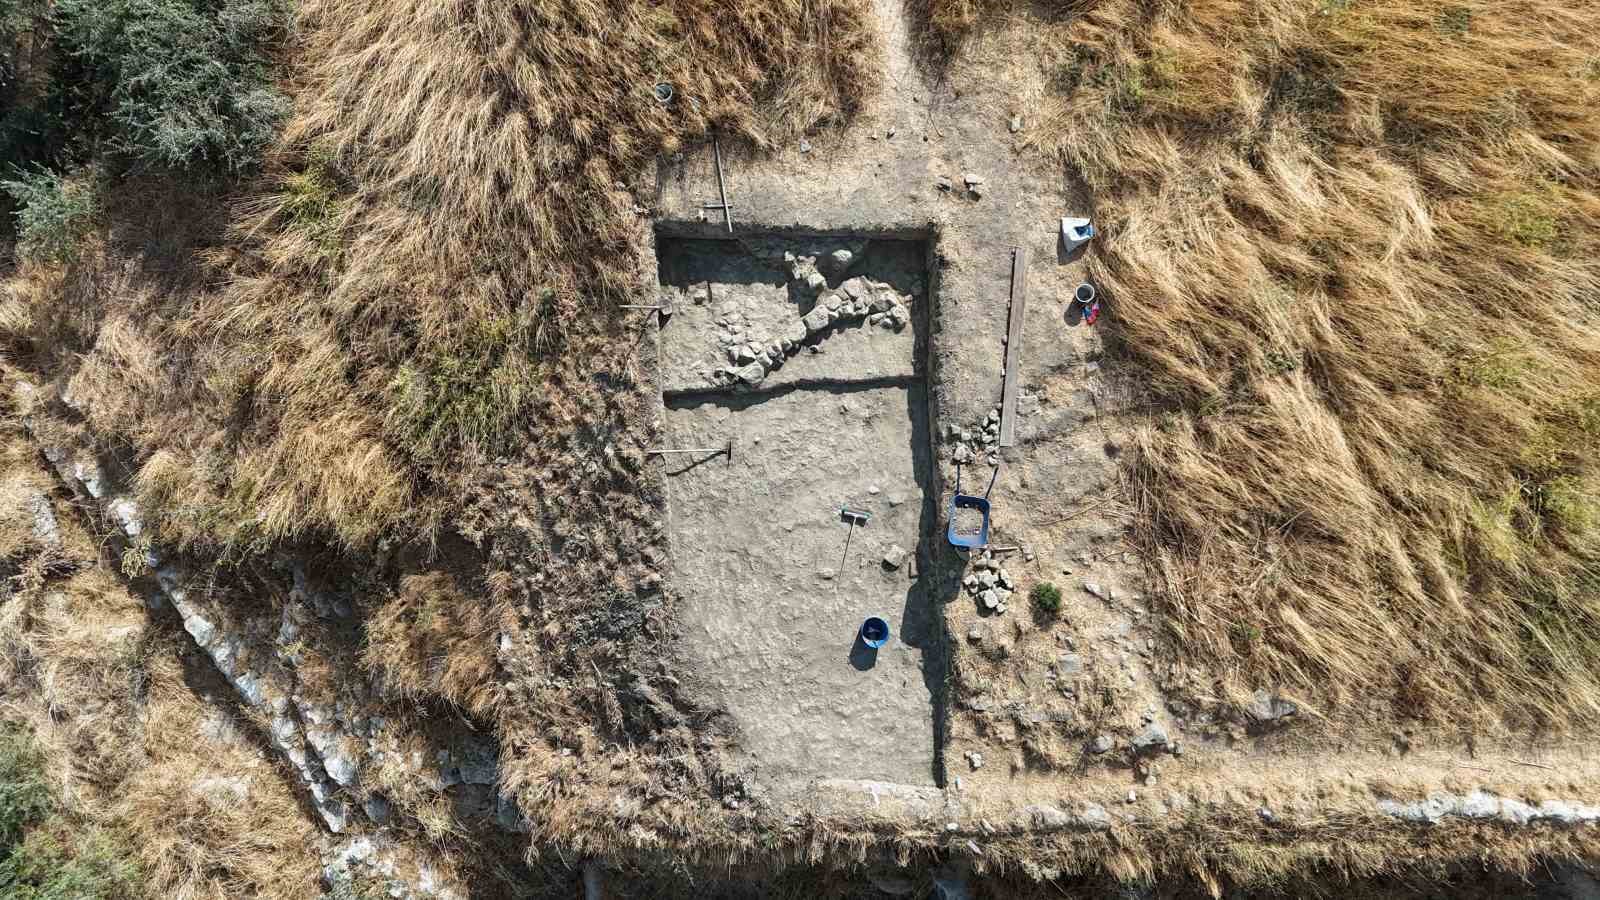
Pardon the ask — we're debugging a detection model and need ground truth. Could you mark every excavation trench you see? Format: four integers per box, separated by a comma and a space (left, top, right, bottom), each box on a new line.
653, 232, 947, 797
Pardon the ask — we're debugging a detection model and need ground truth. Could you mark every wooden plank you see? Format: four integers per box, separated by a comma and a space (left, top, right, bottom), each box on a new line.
998, 246, 1028, 447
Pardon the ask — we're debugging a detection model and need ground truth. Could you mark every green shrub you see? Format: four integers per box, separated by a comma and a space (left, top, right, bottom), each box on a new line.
51, 0, 288, 173
0, 828, 137, 899
0, 725, 52, 853
1030, 581, 1063, 617
1, 168, 95, 262
0, 727, 136, 899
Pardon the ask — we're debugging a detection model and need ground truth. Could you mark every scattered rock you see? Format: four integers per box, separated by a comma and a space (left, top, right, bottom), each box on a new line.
817, 568, 836, 580
882, 545, 907, 570
1057, 653, 1083, 677
1131, 723, 1170, 752
981, 589, 1000, 611
363, 794, 392, 825
1082, 582, 1105, 599
965, 751, 984, 770
1025, 804, 1074, 829
963, 173, 984, 188
27, 493, 59, 547
1008, 115, 1022, 133
967, 626, 986, 643
1245, 689, 1298, 724
799, 138, 812, 153
887, 303, 911, 330
1090, 734, 1114, 754
828, 248, 853, 272
937, 175, 953, 191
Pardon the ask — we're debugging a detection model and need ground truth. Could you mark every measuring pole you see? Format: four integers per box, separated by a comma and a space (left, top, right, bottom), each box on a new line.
707, 133, 733, 233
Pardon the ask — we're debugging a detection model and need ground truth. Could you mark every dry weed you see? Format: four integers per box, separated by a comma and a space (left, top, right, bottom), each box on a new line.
364, 571, 509, 716
949, 0, 1600, 725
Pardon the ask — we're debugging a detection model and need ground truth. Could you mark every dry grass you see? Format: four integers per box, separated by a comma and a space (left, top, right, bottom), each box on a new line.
364, 571, 511, 717
0, 500, 322, 897
20, 0, 876, 554
940, 0, 1600, 727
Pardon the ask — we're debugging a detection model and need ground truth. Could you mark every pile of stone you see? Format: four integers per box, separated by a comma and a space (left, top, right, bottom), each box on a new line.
962, 551, 1015, 614
709, 257, 911, 389
946, 403, 1003, 467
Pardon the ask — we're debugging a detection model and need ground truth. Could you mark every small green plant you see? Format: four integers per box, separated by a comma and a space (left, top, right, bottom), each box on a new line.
117, 543, 149, 579
1493, 189, 1560, 249
280, 144, 346, 256
1541, 476, 1598, 536
1030, 581, 1063, 617
1436, 6, 1472, 35
1264, 348, 1300, 374
1, 169, 96, 263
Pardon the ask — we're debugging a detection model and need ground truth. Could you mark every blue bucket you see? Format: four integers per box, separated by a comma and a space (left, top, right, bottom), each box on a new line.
859, 616, 891, 649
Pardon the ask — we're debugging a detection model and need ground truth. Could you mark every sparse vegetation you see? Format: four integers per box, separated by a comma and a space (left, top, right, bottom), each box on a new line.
0, 725, 52, 851
0, 726, 137, 899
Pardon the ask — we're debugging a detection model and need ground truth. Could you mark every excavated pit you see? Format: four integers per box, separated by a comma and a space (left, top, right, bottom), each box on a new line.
653, 232, 945, 797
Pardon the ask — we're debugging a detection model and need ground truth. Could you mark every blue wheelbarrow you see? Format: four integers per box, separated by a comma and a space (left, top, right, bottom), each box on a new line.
947, 462, 999, 549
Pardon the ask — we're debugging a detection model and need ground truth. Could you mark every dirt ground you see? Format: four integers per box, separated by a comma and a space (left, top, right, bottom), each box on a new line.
648, 0, 1145, 808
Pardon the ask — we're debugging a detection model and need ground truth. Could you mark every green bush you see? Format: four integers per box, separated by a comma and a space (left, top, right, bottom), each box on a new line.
0, 829, 137, 899
0, 726, 136, 899
1, 168, 95, 262
0, 725, 51, 853
1030, 581, 1063, 617
51, 0, 288, 173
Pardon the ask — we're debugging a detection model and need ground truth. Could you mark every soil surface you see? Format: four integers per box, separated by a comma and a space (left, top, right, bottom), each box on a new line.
657, 235, 942, 796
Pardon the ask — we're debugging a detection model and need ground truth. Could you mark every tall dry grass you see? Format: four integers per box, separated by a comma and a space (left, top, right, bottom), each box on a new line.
46, 0, 874, 552
0, 436, 323, 899
951, 0, 1600, 726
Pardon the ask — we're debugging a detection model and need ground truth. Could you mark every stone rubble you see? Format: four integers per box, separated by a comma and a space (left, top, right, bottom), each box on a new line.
704, 260, 913, 390
944, 401, 1007, 467
963, 550, 1014, 614
882, 544, 908, 570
